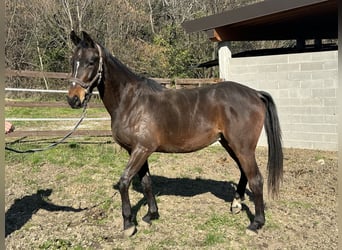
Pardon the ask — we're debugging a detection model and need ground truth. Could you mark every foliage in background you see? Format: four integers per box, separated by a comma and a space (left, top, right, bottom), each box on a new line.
5, 0, 265, 87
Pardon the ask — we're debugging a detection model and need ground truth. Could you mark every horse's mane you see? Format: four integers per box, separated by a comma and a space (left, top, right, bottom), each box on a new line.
103, 46, 165, 93
141, 77, 166, 92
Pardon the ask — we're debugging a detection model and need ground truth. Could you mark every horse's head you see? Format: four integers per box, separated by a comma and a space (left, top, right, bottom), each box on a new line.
67, 31, 103, 109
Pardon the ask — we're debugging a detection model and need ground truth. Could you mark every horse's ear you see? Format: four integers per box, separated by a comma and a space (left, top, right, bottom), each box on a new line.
70, 30, 81, 46
81, 31, 95, 48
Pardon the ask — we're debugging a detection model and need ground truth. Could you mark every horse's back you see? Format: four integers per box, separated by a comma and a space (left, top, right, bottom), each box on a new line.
145, 81, 265, 153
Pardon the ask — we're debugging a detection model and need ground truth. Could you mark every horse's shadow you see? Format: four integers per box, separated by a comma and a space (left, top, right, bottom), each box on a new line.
5, 189, 85, 237
114, 175, 254, 224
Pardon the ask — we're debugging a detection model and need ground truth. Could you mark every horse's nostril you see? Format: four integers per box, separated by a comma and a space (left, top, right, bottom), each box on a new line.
67, 95, 82, 109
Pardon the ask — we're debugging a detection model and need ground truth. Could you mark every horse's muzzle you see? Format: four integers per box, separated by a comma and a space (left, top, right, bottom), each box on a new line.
67, 95, 83, 109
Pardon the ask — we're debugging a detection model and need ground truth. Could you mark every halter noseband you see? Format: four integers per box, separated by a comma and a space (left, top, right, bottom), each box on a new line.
69, 44, 104, 95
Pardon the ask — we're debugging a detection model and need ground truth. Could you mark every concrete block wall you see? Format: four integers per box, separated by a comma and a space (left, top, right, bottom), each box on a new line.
225, 51, 338, 151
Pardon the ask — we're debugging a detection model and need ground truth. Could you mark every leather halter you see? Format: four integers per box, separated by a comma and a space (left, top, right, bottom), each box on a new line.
69, 44, 104, 95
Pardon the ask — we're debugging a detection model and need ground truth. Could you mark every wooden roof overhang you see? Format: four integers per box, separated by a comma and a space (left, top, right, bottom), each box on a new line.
182, 0, 338, 42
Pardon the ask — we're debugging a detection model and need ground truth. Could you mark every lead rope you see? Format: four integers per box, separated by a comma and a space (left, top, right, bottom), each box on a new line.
5, 96, 91, 153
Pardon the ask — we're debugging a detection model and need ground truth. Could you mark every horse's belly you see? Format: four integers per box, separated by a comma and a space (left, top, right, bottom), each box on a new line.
156, 131, 221, 153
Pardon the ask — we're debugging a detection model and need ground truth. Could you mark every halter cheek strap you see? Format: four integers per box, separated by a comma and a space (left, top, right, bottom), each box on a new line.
86, 44, 103, 94
69, 43, 104, 94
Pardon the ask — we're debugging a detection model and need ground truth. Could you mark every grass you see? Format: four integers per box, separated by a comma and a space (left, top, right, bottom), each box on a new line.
204, 232, 225, 245
5, 105, 109, 131
283, 200, 313, 209
5, 138, 128, 203
197, 212, 247, 247
39, 238, 83, 250
6, 107, 80, 118
5, 102, 107, 118
5, 138, 123, 168
264, 212, 281, 230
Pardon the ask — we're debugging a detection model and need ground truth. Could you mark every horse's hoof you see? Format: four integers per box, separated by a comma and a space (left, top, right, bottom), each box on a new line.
142, 212, 159, 226
142, 214, 152, 225
246, 228, 258, 236
246, 222, 262, 236
141, 217, 152, 227
123, 225, 137, 237
231, 198, 242, 214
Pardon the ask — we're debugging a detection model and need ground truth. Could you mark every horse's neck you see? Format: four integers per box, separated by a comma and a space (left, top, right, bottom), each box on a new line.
99, 55, 141, 115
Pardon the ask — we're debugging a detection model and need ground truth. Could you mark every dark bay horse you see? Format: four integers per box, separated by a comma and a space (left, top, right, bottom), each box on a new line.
67, 31, 283, 237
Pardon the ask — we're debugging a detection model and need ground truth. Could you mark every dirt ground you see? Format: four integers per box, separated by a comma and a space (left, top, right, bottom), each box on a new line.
5, 145, 337, 249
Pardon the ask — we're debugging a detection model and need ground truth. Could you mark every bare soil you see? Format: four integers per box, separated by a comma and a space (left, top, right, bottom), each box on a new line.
5, 146, 337, 249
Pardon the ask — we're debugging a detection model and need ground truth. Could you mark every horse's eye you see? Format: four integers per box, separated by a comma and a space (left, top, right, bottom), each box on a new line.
88, 61, 95, 66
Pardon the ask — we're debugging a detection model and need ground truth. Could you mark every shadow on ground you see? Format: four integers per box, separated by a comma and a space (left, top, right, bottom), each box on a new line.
114, 175, 255, 224
5, 189, 86, 237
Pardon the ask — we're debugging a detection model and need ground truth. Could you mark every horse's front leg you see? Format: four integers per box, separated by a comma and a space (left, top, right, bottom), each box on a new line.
119, 146, 151, 237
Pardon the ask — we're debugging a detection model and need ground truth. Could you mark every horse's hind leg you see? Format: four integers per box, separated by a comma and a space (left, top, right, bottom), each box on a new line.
220, 138, 265, 233
138, 161, 159, 225
220, 139, 247, 214
239, 154, 265, 233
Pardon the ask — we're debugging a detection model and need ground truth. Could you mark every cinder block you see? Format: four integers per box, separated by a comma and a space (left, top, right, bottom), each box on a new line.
288, 89, 299, 98
312, 142, 337, 151
300, 115, 326, 124
288, 71, 312, 81
278, 80, 300, 89
277, 63, 300, 72
256, 54, 288, 64
300, 62, 323, 71
323, 61, 338, 70
266, 72, 288, 81
310, 106, 337, 116
324, 114, 337, 123
229, 65, 258, 74
231, 57, 253, 66
285, 140, 314, 150
312, 88, 336, 98
228, 74, 263, 84
311, 70, 337, 80
286, 114, 302, 123
298, 88, 312, 98
324, 98, 337, 107
258, 64, 277, 72
300, 79, 324, 88
288, 53, 313, 63
278, 89, 289, 98
288, 123, 336, 134
278, 106, 311, 115
276, 98, 301, 106
301, 133, 324, 142
311, 51, 337, 61
324, 79, 337, 88
300, 97, 323, 106
258, 80, 279, 89
323, 133, 338, 143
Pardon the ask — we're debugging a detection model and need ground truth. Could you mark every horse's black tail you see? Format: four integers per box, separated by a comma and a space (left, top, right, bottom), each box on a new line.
259, 91, 283, 198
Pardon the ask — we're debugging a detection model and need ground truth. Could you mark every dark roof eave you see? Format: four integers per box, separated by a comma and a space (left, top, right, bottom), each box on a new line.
182, 0, 330, 33
182, 0, 337, 42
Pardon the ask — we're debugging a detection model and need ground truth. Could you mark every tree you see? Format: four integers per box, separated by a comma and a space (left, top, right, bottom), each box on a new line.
5, 0, 269, 84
